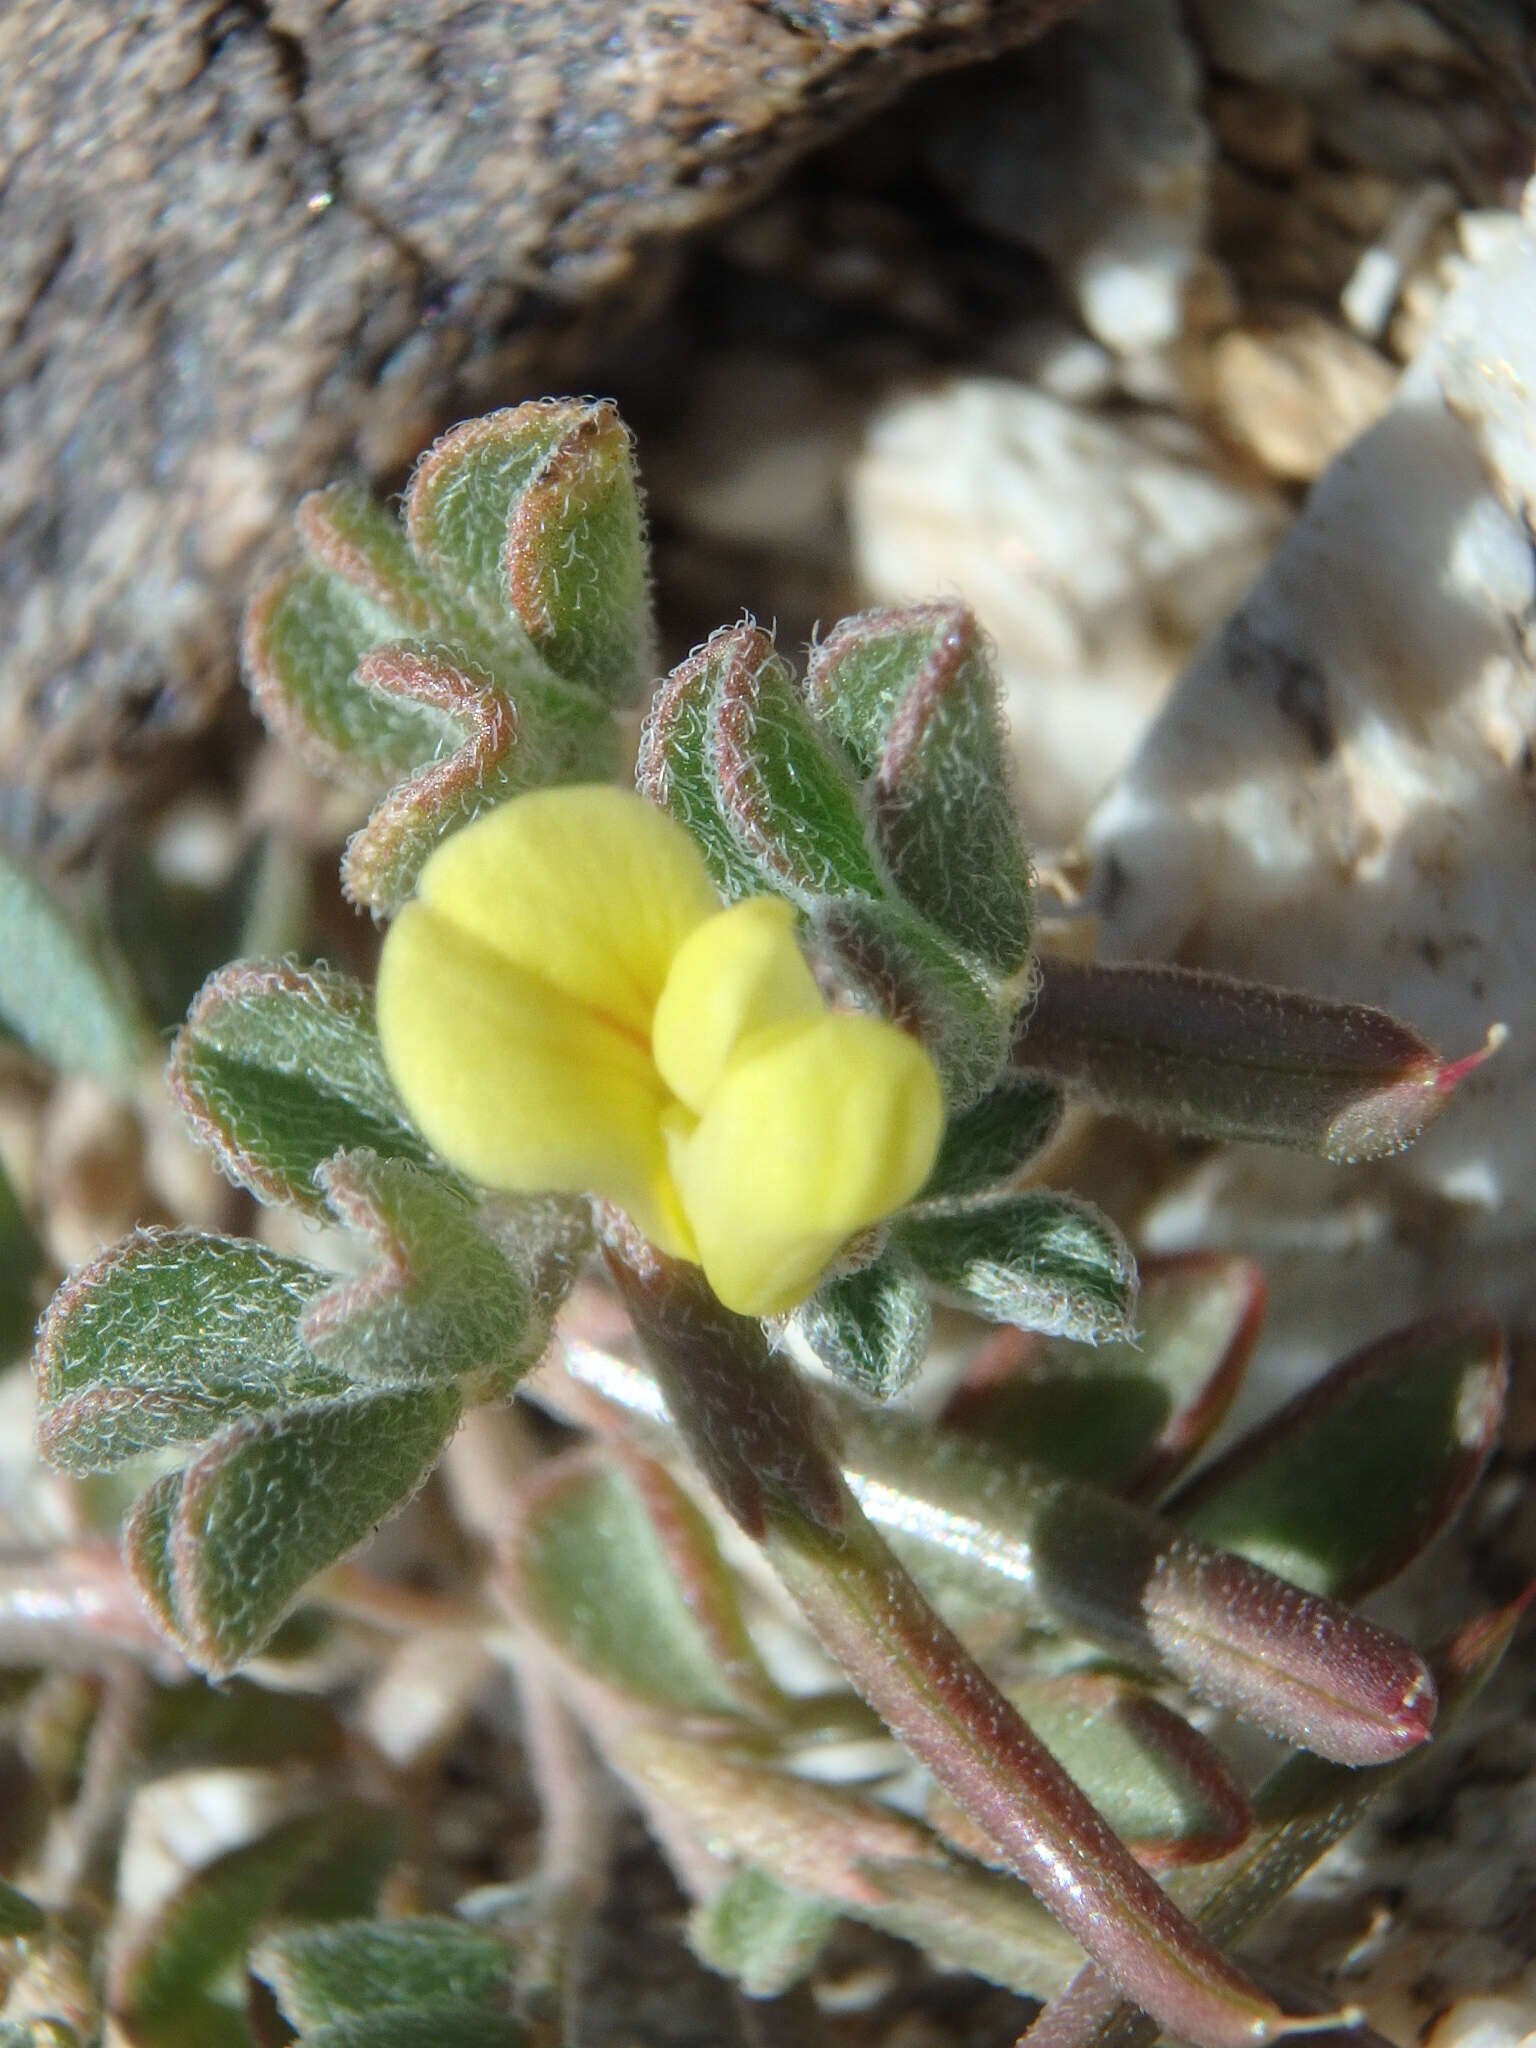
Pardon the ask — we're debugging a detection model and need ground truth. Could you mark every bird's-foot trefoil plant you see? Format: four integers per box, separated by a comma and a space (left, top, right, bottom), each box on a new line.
18, 398, 1525, 2048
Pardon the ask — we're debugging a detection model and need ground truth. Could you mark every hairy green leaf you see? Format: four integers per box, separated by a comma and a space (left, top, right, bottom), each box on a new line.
257, 1920, 513, 2031
243, 565, 444, 780
897, 1193, 1136, 1344
34, 1232, 339, 1473
109, 1805, 397, 2043
161, 1387, 462, 1675
0, 846, 151, 1089
304, 1152, 555, 1401
792, 1250, 931, 1399
170, 962, 432, 1212
1015, 958, 1472, 1161
850, 605, 1033, 979
499, 402, 653, 701
505, 1450, 776, 1720
689, 1870, 838, 1998
636, 626, 768, 900
1169, 1312, 1507, 1599
918, 1072, 1063, 1202
942, 1254, 1264, 1496
712, 640, 882, 901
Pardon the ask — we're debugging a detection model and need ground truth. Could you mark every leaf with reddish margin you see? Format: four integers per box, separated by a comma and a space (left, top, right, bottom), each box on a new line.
940, 1254, 1265, 1499
1166, 1311, 1507, 1600
825, 1393, 1437, 1765
928, 1672, 1251, 1870
406, 399, 652, 704
501, 1445, 781, 1722
339, 646, 528, 914
132, 1387, 462, 1676
34, 1230, 339, 1474
303, 1150, 566, 1404
635, 624, 776, 901
1014, 958, 1495, 1160
861, 605, 1034, 980
1020, 1586, 1534, 2048
712, 638, 882, 903
242, 565, 445, 781
170, 962, 432, 1214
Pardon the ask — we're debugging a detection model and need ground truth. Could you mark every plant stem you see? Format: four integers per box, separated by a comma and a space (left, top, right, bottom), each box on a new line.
605, 1240, 1306, 2048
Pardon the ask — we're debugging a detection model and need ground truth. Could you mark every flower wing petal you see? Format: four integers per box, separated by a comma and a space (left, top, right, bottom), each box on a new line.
669, 1011, 944, 1317
378, 898, 696, 1255
414, 785, 722, 1038
652, 896, 823, 1116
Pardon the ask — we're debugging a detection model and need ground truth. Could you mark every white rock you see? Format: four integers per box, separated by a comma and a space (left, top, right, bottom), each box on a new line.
1085, 187, 1536, 1340
847, 378, 1288, 844
929, 0, 1210, 356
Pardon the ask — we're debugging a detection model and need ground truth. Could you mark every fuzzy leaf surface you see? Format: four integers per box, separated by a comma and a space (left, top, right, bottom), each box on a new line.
171, 963, 432, 1212
0, 846, 150, 1088
257, 1920, 512, 2030
499, 402, 653, 700
243, 565, 443, 780
897, 1193, 1136, 1344
918, 1073, 1063, 1202
712, 641, 882, 901
860, 606, 1033, 977
109, 1805, 397, 2042
636, 626, 768, 900
505, 1450, 775, 1719
689, 1870, 838, 1998
942, 1255, 1264, 1496
157, 1387, 462, 1674
792, 1249, 932, 1399
303, 1152, 558, 1400
34, 1232, 339, 1473
1015, 958, 1465, 1160
1169, 1312, 1507, 1598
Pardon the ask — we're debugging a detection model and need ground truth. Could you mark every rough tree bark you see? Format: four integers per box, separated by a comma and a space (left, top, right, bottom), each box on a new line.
0, 0, 1076, 844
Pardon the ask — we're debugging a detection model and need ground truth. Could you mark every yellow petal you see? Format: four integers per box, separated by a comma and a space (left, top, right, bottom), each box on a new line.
667, 1010, 944, 1317
414, 785, 722, 1039
377, 897, 696, 1257
652, 896, 823, 1116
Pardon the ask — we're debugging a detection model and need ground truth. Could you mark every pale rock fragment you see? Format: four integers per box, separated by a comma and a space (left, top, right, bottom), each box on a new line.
928, 0, 1210, 356
1086, 185, 1536, 1354
848, 378, 1288, 844
1211, 312, 1398, 480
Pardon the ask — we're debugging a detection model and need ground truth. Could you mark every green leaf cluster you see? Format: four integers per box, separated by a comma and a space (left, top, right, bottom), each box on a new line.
637, 611, 1135, 1391
37, 957, 586, 1674
245, 401, 651, 913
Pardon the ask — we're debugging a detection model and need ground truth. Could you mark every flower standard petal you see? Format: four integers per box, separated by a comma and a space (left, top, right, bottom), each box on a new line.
414, 784, 722, 1038
667, 1010, 945, 1317
377, 898, 696, 1256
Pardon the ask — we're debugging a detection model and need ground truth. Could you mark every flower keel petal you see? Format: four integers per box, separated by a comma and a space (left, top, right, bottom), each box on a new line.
669, 1011, 944, 1316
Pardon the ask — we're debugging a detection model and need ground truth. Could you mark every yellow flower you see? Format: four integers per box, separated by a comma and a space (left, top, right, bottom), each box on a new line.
375, 785, 943, 1317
